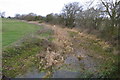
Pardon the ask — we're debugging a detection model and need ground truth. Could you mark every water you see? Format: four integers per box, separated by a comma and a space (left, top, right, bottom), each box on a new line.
64, 55, 83, 71
16, 50, 99, 78
16, 69, 46, 78
52, 70, 81, 78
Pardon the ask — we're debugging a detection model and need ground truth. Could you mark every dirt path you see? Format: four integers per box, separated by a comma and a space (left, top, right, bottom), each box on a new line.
27, 21, 115, 78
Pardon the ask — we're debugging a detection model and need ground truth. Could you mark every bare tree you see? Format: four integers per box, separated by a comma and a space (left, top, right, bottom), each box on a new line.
15, 14, 21, 19
76, 7, 102, 30
101, 0, 120, 34
62, 2, 83, 28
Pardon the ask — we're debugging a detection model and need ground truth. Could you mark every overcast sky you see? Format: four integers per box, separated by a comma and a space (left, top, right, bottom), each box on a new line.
0, 0, 98, 17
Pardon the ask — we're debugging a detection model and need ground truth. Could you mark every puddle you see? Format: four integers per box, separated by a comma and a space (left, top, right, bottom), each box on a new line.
75, 49, 99, 69
54, 49, 100, 78
16, 69, 46, 78
16, 49, 100, 78
65, 56, 79, 65
52, 70, 81, 78
64, 55, 84, 70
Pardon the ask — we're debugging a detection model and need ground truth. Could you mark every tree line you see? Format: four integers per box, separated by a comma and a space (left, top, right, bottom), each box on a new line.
14, 13, 45, 21
3, 0, 119, 47
44, 0, 120, 47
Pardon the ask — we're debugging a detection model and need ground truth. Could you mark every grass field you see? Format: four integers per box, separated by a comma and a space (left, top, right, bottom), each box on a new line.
2, 19, 42, 47
2, 19, 54, 77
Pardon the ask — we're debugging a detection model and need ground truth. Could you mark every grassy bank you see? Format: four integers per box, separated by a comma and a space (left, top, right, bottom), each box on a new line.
2, 27, 54, 77
2, 19, 55, 77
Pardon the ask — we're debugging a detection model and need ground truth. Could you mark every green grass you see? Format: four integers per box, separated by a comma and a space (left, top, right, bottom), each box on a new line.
2, 19, 42, 47
2, 35, 54, 77
2, 19, 55, 77
3, 38, 44, 77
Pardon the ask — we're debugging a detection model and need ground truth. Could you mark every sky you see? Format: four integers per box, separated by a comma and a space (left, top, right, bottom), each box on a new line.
0, 0, 98, 17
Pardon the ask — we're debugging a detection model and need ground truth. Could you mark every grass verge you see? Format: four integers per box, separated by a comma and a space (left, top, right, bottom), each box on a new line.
2, 25, 54, 78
